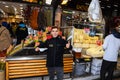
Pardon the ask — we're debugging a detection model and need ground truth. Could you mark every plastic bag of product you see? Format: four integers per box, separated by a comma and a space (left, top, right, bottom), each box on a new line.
88, 0, 103, 23
74, 63, 86, 76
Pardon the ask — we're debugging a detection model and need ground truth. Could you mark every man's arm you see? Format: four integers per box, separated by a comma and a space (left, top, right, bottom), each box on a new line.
35, 40, 48, 52
102, 36, 109, 50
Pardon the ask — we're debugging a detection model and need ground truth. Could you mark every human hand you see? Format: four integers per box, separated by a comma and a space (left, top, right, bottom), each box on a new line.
35, 47, 40, 52
66, 41, 70, 48
62, 36, 66, 40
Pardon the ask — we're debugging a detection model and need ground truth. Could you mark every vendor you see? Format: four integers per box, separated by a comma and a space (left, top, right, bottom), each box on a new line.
16, 21, 28, 45
35, 26, 72, 80
100, 19, 120, 80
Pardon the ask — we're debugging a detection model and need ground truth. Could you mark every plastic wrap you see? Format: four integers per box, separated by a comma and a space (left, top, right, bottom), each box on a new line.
88, 0, 103, 23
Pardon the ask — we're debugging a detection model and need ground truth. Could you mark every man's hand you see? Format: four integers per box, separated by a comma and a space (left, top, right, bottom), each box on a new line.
35, 47, 40, 52
35, 42, 40, 47
66, 41, 70, 48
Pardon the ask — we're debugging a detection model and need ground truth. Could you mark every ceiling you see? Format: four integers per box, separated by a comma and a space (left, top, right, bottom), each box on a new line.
62, 0, 120, 12
0, 0, 120, 17
0, 1, 27, 16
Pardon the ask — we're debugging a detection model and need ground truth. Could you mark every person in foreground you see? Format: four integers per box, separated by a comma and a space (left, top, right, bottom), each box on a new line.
35, 26, 72, 80
100, 21, 120, 80
0, 12, 12, 57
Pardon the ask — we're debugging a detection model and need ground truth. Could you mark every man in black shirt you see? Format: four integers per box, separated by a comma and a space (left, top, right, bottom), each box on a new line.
35, 26, 72, 80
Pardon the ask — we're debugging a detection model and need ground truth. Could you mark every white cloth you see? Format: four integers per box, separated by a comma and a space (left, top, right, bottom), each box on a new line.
103, 34, 120, 62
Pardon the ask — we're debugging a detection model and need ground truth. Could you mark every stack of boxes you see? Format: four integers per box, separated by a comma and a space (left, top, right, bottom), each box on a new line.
91, 58, 102, 75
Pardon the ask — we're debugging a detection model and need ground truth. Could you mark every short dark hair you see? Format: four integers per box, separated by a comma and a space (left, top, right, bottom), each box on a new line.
0, 12, 4, 20
51, 26, 60, 30
114, 19, 120, 28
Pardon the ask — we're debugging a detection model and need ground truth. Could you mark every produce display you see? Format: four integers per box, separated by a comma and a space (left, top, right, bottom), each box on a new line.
8, 40, 33, 56
8, 26, 63, 56
73, 27, 101, 48
72, 27, 104, 57
86, 46, 104, 57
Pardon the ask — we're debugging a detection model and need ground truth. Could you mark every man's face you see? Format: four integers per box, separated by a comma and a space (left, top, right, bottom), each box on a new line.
116, 25, 120, 33
51, 28, 59, 38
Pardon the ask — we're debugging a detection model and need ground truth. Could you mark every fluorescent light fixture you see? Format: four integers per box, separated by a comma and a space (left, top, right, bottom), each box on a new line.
61, 0, 68, 5
114, 9, 118, 11
5, 5, 9, 8
114, 4, 118, 7
20, 7, 23, 9
45, 0, 52, 5
21, 9, 23, 11
107, 5, 111, 8
20, 4, 23, 6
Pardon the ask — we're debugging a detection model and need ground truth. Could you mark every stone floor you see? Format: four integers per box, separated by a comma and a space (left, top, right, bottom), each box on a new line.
12, 75, 99, 80
11, 75, 120, 80
11, 73, 120, 80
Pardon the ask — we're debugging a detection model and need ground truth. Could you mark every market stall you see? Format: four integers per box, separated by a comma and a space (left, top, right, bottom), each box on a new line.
63, 0, 105, 76
6, 42, 73, 80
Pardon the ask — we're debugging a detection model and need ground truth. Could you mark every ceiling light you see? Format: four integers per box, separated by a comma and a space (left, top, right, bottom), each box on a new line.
61, 0, 68, 5
114, 5, 118, 7
72, 11, 75, 14
20, 7, 23, 9
107, 6, 111, 8
5, 5, 9, 8
20, 9, 23, 12
114, 9, 118, 11
45, 0, 52, 5
2, 2, 6, 4
20, 4, 23, 6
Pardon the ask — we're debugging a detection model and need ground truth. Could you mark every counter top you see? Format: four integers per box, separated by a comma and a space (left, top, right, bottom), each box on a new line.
6, 54, 73, 61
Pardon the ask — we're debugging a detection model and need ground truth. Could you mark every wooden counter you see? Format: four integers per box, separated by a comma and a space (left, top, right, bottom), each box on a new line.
6, 54, 73, 80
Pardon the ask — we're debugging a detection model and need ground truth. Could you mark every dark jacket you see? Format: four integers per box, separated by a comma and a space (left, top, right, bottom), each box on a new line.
38, 36, 71, 67
16, 23, 28, 44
